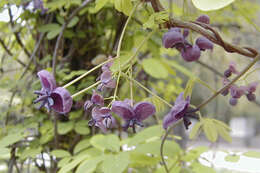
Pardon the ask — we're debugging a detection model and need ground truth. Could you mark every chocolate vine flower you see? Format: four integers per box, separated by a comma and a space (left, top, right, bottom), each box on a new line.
181, 44, 201, 62
162, 28, 184, 49
88, 106, 115, 132
84, 90, 104, 110
111, 100, 156, 131
34, 70, 73, 114
196, 14, 210, 24
163, 92, 193, 130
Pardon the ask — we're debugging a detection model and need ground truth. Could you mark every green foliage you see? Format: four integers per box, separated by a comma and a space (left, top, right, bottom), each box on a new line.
142, 58, 168, 79
192, 0, 235, 11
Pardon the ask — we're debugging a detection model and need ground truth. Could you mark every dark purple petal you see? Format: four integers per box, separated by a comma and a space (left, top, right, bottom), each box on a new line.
224, 69, 232, 78
195, 37, 213, 51
183, 117, 192, 130
229, 98, 238, 106
133, 102, 156, 121
84, 100, 93, 110
91, 90, 104, 106
37, 70, 56, 91
50, 87, 72, 114
196, 15, 210, 24
111, 101, 135, 120
99, 107, 111, 117
246, 93, 256, 101
91, 106, 103, 120
163, 112, 178, 129
181, 44, 201, 62
162, 30, 184, 48
230, 85, 244, 98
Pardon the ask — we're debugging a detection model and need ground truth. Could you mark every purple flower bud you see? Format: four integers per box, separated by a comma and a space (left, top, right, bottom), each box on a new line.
229, 98, 238, 106
196, 15, 210, 24
162, 29, 184, 49
246, 93, 256, 101
229, 62, 239, 75
50, 87, 73, 114
195, 37, 213, 51
183, 29, 189, 38
221, 89, 229, 96
181, 45, 201, 62
91, 90, 104, 106
247, 82, 258, 93
224, 69, 232, 78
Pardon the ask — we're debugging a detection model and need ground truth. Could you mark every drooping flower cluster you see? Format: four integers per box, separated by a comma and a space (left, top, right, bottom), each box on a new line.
221, 62, 258, 106
97, 57, 116, 91
34, 70, 72, 114
163, 92, 197, 130
162, 15, 213, 62
111, 99, 156, 131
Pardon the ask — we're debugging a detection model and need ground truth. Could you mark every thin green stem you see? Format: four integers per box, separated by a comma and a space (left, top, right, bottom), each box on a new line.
63, 59, 112, 88
113, 71, 121, 101
130, 67, 134, 106
197, 55, 260, 110
71, 81, 101, 98
160, 119, 183, 173
122, 72, 173, 108
116, 2, 141, 57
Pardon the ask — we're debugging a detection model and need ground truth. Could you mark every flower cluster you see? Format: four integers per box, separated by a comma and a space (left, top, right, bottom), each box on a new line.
221, 62, 258, 106
162, 15, 213, 62
34, 70, 72, 114
163, 92, 197, 130
97, 57, 116, 91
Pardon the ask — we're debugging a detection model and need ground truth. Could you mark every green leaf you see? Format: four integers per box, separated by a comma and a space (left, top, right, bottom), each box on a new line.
74, 120, 90, 135
225, 155, 240, 162
74, 139, 91, 154
143, 11, 168, 29
110, 52, 132, 73
93, 0, 109, 13
51, 149, 71, 158
191, 162, 216, 173
192, 0, 235, 11
0, 133, 24, 148
128, 125, 163, 146
20, 148, 42, 160
102, 152, 129, 173
203, 119, 218, 142
47, 27, 62, 40
184, 78, 195, 98
243, 151, 260, 159
90, 134, 120, 152
129, 152, 160, 167
38, 23, 61, 33
58, 121, 74, 135
216, 125, 232, 143
189, 121, 202, 139
58, 155, 90, 173
142, 58, 168, 79
58, 157, 72, 168
67, 17, 79, 28
0, 148, 10, 159
114, 0, 133, 16
76, 156, 103, 173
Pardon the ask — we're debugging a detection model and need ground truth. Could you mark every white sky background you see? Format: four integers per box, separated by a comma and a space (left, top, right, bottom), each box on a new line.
0, 3, 260, 173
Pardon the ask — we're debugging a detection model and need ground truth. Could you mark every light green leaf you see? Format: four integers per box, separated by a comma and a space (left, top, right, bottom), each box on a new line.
142, 58, 168, 79
58, 121, 74, 135
225, 155, 240, 162
76, 156, 103, 173
58, 157, 72, 168
184, 78, 195, 98
216, 125, 232, 143
67, 17, 79, 28
129, 152, 160, 167
0, 133, 24, 148
51, 149, 71, 158
58, 155, 90, 173
203, 119, 218, 142
20, 148, 42, 160
102, 152, 129, 173
128, 125, 163, 146
189, 121, 202, 139
192, 162, 216, 173
38, 23, 61, 33
243, 151, 260, 159
0, 148, 10, 159
47, 27, 62, 40
90, 134, 120, 152
114, 0, 133, 16
74, 121, 90, 135
192, 0, 235, 11
93, 0, 109, 13
74, 139, 91, 154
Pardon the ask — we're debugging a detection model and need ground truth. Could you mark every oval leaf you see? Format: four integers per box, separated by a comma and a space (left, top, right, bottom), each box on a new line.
142, 58, 168, 79
192, 0, 235, 11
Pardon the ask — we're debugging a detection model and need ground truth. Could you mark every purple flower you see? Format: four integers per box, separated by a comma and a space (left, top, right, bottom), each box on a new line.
195, 37, 213, 51
162, 28, 184, 49
33, 0, 48, 14
89, 107, 115, 132
34, 70, 72, 114
101, 56, 114, 72
84, 90, 104, 110
246, 82, 258, 93
196, 15, 210, 24
111, 100, 156, 131
163, 92, 192, 130
181, 44, 201, 62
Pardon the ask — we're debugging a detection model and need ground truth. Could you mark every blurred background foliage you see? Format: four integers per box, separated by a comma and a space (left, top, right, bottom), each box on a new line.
1, 0, 260, 172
